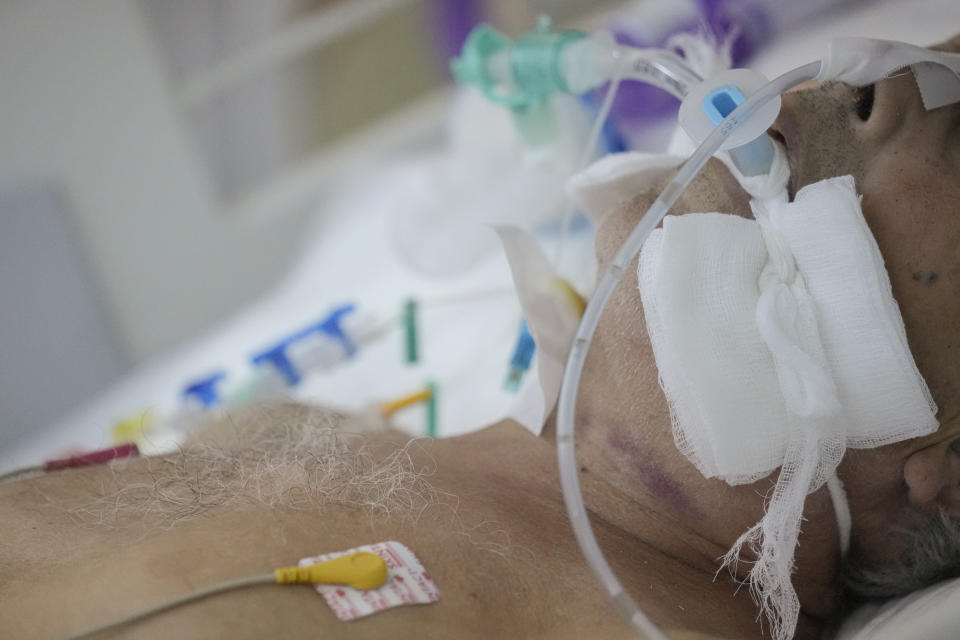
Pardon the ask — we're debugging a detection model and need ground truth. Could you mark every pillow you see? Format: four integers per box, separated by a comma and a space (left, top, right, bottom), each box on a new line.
836, 578, 960, 639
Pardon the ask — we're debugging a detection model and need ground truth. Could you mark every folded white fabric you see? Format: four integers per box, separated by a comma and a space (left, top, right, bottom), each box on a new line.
638, 174, 938, 639
566, 152, 684, 224
496, 226, 585, 435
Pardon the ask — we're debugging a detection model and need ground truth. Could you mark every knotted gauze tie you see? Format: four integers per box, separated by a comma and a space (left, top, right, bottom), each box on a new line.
637, 144, 938, 640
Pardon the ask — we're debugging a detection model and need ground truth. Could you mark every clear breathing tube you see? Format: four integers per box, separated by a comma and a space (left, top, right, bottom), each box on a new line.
553, 45, 698, 270
555, 60, 823, 639
621, 48, 702, 99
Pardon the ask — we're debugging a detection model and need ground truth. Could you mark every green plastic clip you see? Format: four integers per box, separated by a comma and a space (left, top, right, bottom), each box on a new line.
425, 380, 438, 438
402, 298, 418, 364
450, 15, 586, 145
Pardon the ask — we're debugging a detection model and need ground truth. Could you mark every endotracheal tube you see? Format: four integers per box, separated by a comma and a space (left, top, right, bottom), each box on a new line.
453, 18, 823, 639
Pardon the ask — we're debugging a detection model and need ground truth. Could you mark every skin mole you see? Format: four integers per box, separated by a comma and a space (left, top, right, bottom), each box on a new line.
911, 270, 939, 285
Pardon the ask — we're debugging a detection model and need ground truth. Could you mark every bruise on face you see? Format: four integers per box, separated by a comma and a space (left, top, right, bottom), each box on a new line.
606, 428, 693, 513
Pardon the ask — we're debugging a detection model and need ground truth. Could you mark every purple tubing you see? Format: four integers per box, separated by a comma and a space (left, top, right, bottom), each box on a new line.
431, 0, 485, 73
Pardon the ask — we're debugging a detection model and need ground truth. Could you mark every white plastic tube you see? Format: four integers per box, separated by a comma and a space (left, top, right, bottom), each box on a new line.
554, 48, 698, 270
555, 60, 823, 639
561, 37, 700, 99
621, 48, 701, 100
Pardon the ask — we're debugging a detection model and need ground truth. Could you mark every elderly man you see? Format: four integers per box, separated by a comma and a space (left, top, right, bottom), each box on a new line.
1, 33, 958, 640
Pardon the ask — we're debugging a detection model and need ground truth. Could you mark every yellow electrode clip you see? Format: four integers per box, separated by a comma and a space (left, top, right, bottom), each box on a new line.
274, 552, 388, 590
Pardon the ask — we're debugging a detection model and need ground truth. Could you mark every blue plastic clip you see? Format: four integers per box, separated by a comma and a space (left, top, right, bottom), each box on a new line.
251, 344, 301, 386
702, 84, 746, 125
251, 304, 358, 387
182, 371, 227, 408
504, 320, 536, 393
315, 304, 357, 357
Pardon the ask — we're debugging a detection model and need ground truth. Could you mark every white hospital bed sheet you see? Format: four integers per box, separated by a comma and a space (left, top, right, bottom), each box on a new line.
0, 162, 542, 472
837, 577, 960, 639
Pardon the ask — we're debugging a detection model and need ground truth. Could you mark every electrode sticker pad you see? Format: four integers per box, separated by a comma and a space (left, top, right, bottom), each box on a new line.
299, 541, 441, 621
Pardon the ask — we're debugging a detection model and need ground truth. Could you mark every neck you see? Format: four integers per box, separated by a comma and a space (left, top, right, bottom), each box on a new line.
541, 410, 738, 577
532, 325, 844, 628
439, 419, 777, 637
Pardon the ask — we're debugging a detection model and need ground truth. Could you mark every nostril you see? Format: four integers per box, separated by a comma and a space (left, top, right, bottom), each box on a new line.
854, 83, 875, 121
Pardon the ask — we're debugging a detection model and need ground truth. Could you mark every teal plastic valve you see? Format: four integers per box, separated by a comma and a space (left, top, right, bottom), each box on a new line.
450, 15, 587, 145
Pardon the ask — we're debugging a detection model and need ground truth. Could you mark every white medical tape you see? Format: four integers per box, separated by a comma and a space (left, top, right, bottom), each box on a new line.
566, 152, 685, 224
819, 38, 960, 110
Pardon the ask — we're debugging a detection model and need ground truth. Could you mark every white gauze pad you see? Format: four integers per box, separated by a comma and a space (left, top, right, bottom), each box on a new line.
639, 176, 938, 481
637, 175, 938, 640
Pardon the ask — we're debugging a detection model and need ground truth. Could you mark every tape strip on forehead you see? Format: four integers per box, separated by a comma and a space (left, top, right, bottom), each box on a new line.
819, 37, 960, 110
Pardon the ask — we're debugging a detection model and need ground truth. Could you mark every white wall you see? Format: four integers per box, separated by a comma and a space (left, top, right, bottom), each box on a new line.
0, 185, 128, 448
0, 0, 311, 362
140, 0, 295, 203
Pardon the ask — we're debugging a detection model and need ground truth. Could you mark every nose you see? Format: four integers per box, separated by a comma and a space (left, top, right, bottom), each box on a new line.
768, 76, 818, 130
903, 443, 960, 517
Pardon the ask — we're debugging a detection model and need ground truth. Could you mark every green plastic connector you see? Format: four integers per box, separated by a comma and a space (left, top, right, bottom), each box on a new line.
450, 25, 514, 104
402, 298, 418, 364
450, 15, 586, 145
425, 380, 438, 438
510, 15, 585, 99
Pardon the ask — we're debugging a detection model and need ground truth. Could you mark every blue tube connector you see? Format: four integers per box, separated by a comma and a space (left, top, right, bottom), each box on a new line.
251, 304, 358, 387
504, 320, 537, 393
701, 83, 774, 176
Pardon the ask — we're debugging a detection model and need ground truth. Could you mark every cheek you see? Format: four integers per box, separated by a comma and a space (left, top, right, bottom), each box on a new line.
591, 158, 752, 270
593, 206, 634, 272
587, 216, 664, 413
861, 156, 960, 416
837, 448, 917, 564
860, 161, 932, 270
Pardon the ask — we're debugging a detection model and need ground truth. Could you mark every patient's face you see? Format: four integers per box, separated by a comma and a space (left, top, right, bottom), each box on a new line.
770, 34, 960, 572
591, 33, 960, 592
